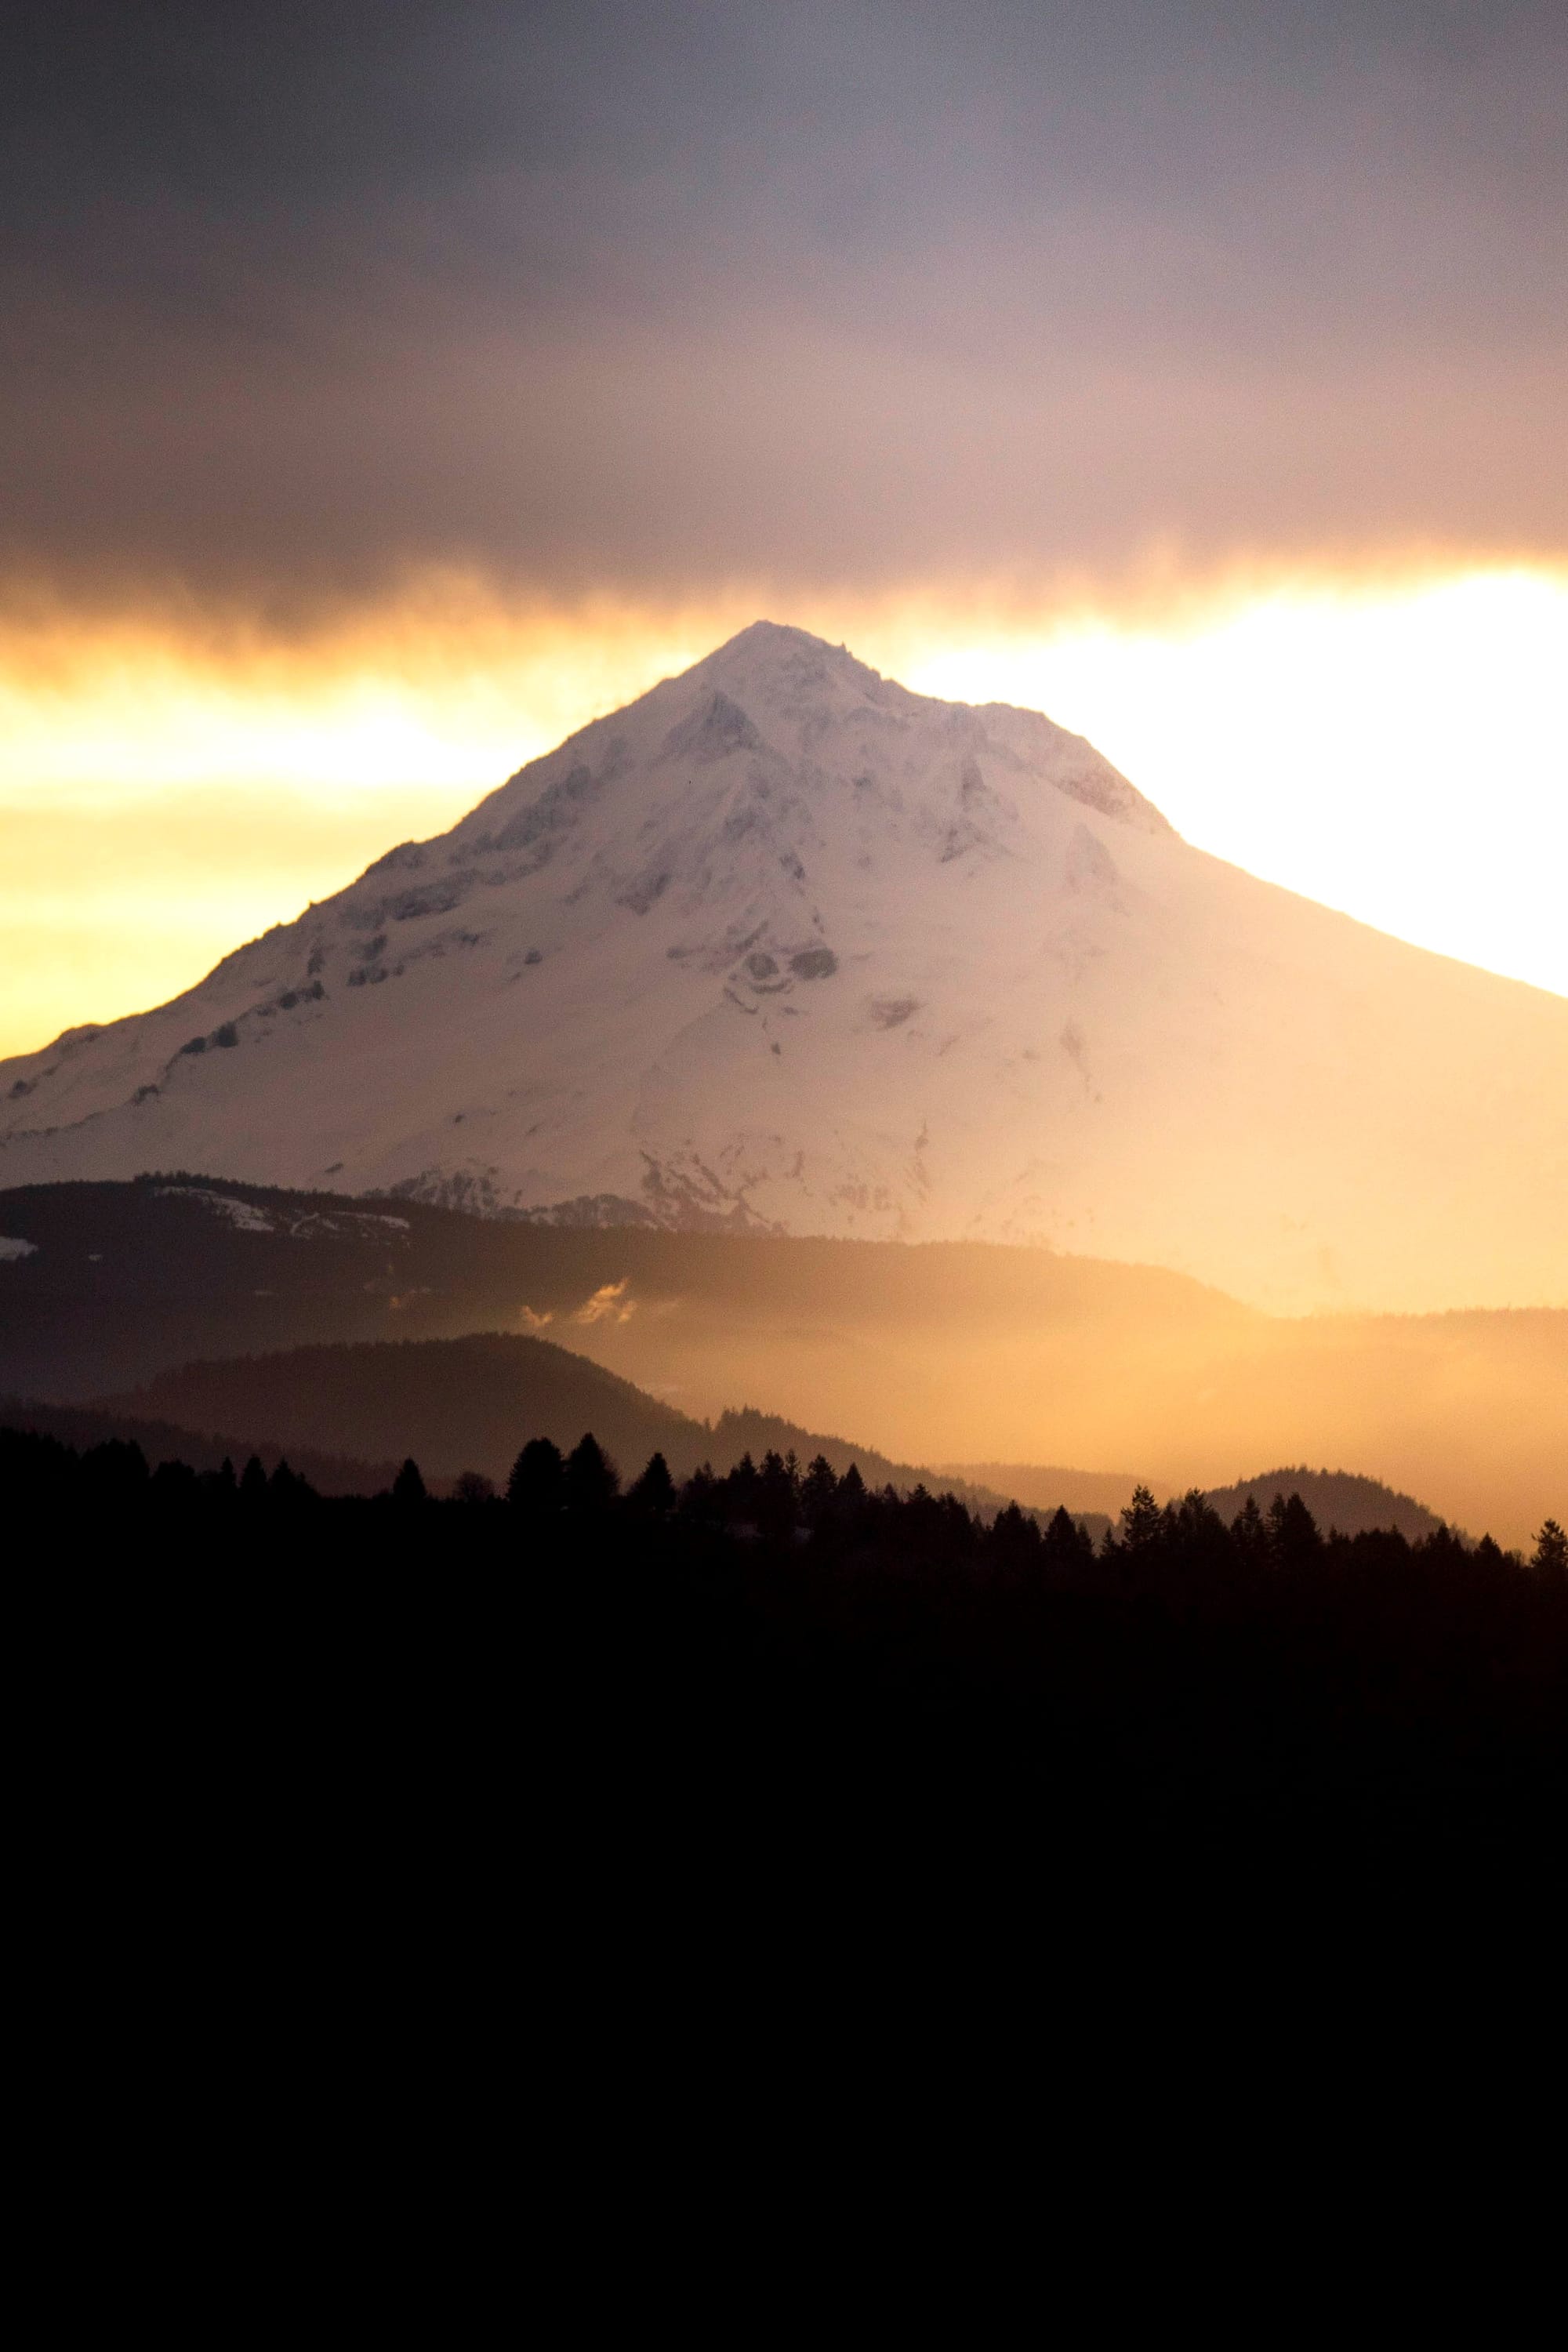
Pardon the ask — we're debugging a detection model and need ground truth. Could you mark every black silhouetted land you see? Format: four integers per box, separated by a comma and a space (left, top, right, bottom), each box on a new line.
5, 1420, 1563, 1896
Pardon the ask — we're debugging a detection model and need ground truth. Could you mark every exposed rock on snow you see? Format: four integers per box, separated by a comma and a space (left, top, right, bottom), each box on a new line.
2, 621, 1565, 1312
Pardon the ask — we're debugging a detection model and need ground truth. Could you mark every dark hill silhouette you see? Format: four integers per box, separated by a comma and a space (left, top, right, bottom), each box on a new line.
0, 1171, 1249, 1401
98, 1334, 706, 1490
1201, 1466, 1452, 1542
942, 1461, 1456, 1539
0, 1396, 396, 1495
92, 1334, 1057, 1518
707, 1408, 1103, 1535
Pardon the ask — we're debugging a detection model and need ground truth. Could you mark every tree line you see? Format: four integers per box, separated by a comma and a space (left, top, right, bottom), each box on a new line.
6, 1418, 1563, 1884
3, 1418, 1563, 1581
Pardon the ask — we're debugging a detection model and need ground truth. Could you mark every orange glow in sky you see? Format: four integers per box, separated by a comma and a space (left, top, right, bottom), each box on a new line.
1, 564, 1563, 1060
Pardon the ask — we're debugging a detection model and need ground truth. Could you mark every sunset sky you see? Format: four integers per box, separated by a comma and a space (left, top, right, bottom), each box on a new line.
3, 2, 1565, 1055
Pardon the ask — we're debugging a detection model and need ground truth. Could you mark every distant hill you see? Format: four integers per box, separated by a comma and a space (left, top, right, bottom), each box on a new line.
91, 1334, 1058, 1520
0, 1388, 1484, 1552
0, 1397, 396, 1496
710, 1409, 1107, 1538
0, 1172, 1248, 1403
940, 1460, 1457, 1541
1201, 1468, 1453, 1542
935, 1462, 1144, 1517
2, 1176, 1562, 1544
96, 1334, 709, 1490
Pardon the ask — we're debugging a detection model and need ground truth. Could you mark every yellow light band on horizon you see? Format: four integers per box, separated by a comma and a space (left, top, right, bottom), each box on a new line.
0, 564, 1563, 1061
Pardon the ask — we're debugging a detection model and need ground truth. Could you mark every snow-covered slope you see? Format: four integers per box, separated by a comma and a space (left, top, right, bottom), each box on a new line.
2, 622, 1565, 1312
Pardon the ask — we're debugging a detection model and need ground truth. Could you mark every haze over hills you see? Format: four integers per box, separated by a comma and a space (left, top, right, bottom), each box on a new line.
3, 1356, 1454, 1548
71, 1334, 1053, 1525
2, 623, 1564, 1313
2, 1178, 1561, 1544
936, 1461, 1454, 1540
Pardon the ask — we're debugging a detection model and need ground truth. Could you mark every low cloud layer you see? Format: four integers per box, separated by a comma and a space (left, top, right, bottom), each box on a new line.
4, 1, 1565, 602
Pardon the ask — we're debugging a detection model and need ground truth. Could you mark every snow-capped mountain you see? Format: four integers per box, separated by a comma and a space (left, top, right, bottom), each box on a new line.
3, 622, 1565, 1312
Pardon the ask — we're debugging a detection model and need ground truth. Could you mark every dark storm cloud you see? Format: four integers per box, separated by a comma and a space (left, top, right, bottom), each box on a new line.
3, 0, 1564, 597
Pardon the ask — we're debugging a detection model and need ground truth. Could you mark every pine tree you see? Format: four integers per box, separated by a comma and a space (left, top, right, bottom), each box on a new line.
1231, 1494, 1270, 1567
992, 1500, 1044, 1569
563, 1434, 619, 1515
836, 1462, 869, 1531
757, 1449, 797, 1536
270, 1458, 310, 1504
239, 1454, 269, 1503
1120, 1484, 1164, 1554
1531, 1518, 1568, 1580
392, 1457, 427, 1506
507, 1437, 564, 1514
628, 1452, 677, 1515
678, 1464, 721, 1525
724, 1452, 762, 1526
1167, 1490, 1230, 1573
1042, 1504, 1094, 1571
800, 1454, 839, 1526
1269, 1491, 1321, 1570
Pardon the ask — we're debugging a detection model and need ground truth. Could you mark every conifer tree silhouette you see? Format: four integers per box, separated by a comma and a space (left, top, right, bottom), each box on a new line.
834, 1462, 868, 1534
563, 1434, 619, 1515
1269, 1491, 1322, 1570
800, 1455, 838, 1527
1231, 1494, 1270, 1567
1532, 1519, 1568, 1580
507, 1437, 564, 1515
725, 1452, 762, 1525
628, 1452, 677, 1515
270, 1458, 313, 1504
1042, 1504, 1094, 1571
677, 1464, 721, 1526
392, 1457, 427, 1507
992, 1500, 1043, 1568
1120, 1484, 1164, 1553
757, 1450, 797, 1536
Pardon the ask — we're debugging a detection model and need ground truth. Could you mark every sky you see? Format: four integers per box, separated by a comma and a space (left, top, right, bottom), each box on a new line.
2, 1, 1565, 1054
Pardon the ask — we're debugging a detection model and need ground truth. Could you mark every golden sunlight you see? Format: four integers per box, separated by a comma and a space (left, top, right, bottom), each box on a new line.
1, 565, 1563, 1059
895, 569, 1568, 1003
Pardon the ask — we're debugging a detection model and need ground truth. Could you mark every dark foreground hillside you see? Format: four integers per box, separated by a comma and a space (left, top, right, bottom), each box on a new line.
8, 1422, 1564, 1911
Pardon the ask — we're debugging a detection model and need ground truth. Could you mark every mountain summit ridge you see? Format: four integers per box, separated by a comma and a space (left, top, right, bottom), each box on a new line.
2, 622, 1564, 1312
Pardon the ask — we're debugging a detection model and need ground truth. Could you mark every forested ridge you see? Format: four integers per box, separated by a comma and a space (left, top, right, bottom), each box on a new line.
7, 1418, 1564, 1886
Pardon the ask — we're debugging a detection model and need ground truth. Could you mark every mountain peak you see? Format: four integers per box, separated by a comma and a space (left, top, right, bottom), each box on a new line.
2, 627, 1564, 1316
686, 617, 893, 716
711, 619, 845, 658
705, 619, 869, 673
